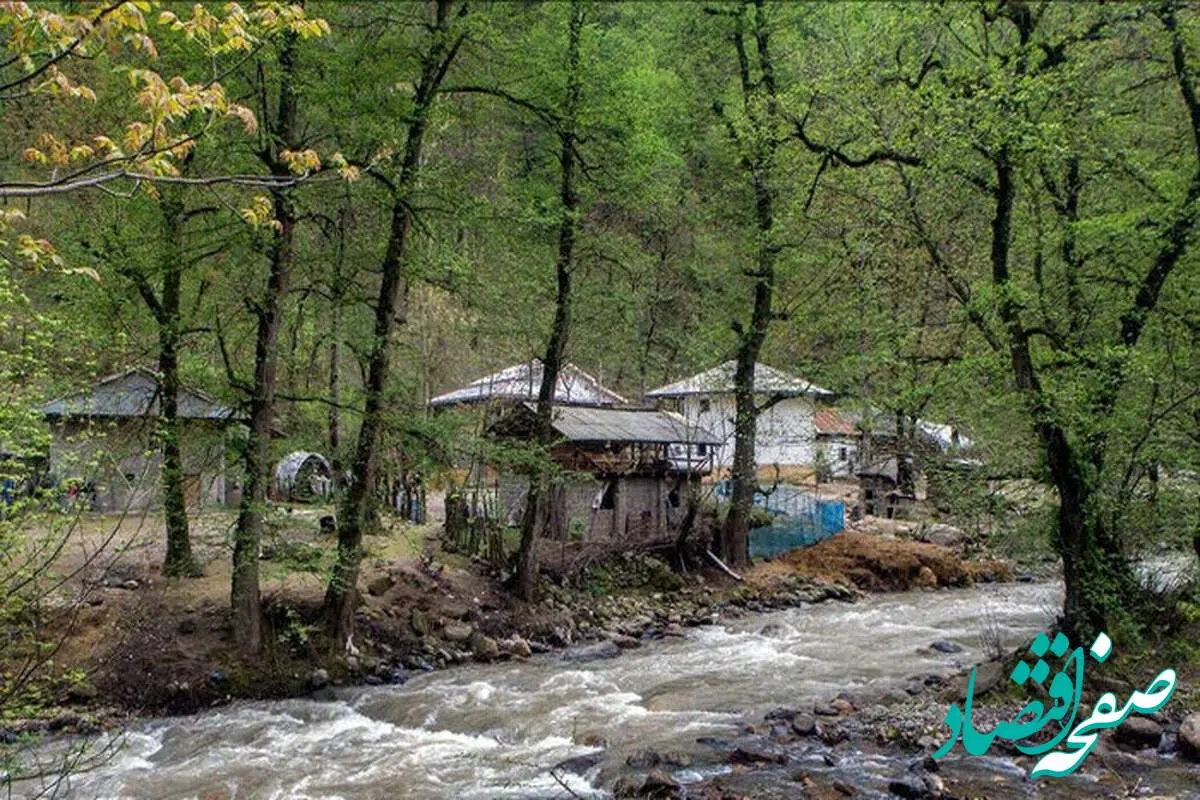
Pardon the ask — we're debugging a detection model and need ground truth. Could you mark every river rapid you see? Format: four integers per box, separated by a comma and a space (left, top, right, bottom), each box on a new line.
20, 580, 1200, 798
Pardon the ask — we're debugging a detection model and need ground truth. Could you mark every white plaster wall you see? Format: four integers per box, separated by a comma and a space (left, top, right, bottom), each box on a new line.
681, 395, 817, 469
817, 436, 858, 478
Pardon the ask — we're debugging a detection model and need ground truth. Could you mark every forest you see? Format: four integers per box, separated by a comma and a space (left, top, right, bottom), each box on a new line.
2, 2, 1199, 796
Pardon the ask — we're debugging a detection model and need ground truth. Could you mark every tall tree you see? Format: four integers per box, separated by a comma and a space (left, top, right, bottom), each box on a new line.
229, 29, 305, 655
708, 0, 788, 568
117, 188, 208, 578
512, 0, 585, 603
324, 0, 468, 646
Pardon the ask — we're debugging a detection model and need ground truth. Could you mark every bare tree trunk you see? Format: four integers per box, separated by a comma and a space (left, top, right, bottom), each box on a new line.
719, 0, 779, 568
232, 34, 300, 655
324, 1, 465, 645
328, 200, 348, 493
159, 195, 200, 578
514, 0, 584, 603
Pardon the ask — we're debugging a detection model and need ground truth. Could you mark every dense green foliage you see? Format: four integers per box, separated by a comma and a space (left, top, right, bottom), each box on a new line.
2, 1, 1198, 655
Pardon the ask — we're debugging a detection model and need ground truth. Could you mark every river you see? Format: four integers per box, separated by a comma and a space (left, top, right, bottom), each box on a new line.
17, 580, 1200, 798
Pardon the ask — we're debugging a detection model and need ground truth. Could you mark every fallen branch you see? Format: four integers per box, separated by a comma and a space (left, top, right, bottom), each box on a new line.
706, 548, 744, 582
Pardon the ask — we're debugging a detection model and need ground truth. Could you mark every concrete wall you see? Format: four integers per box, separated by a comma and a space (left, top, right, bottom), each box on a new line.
48, 417, 228, 512
679, 394, 818, 469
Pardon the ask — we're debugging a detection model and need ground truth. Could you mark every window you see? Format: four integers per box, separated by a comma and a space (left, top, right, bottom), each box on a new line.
699, 398, 711, 414
697, 443, 707, 456
839, 447, 848, 460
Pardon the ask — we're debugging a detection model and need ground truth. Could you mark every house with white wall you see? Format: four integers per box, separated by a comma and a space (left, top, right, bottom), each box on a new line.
645, 361, 835, 473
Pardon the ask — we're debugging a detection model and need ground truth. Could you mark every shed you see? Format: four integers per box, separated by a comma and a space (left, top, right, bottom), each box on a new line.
273, 451, 332, 503
814, 408, 860, 478
855, 457, 918, 520
487, 403, 722, 542
41, 368, 240, 511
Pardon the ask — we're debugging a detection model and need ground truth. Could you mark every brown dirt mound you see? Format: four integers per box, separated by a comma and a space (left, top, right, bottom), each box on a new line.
777, 531, 1008, 591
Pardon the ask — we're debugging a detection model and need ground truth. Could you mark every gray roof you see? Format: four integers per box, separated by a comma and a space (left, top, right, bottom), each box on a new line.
43, 368, 238, 421
534, 403, 722, 445
856, 456, 899, 482
646, 361, 834, 399
430, 360, 627, 408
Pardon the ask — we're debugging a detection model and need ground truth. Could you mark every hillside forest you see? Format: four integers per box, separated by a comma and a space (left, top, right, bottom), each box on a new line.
2, 0, 1199, 723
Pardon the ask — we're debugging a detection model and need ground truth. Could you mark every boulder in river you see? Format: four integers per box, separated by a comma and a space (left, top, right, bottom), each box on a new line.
308, 668, 329, 689
791, 714, 817, 736
1178, 712, 1200, 761
888, 775, 929, 798
638, 769, 682, 798
1115, 716, 1162, 749
929, 640, 962, 654
730, 745, 788, 765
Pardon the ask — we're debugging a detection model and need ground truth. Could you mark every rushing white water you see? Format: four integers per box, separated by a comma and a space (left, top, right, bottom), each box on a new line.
18, 582, 1069, 798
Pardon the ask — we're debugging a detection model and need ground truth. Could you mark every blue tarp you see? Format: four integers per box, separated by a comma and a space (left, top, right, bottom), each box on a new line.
714, 481, 845, 559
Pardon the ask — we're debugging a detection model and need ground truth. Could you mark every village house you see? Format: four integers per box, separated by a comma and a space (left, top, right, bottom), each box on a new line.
645, 361, 836, 476
41, 368, 239, 512
487, 402, 722, 541
814, 408, 860, 478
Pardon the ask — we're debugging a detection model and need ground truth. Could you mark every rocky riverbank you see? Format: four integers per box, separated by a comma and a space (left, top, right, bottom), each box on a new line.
604, 651, 1200, 799
0, 531, 1010, 748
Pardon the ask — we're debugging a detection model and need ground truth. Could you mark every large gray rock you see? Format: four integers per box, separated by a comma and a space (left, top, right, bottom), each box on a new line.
791, 714, 817, 736
1179, 712, 1200, 762
442, 622, 473, 643
1115, 716, 1162, 749
638, 769, 681, 798
470, 632, 500, 662
501, 636, 532, 659
922, 523, 964, 548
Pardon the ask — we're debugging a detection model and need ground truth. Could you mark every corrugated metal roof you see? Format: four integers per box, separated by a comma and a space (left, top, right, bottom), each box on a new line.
533, 403, 722, 445
42, 368, 238, 421
646, 360, 834, 399
274, 451, 331, 484
429, 360, 627, 408
814, 409, 858, 436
